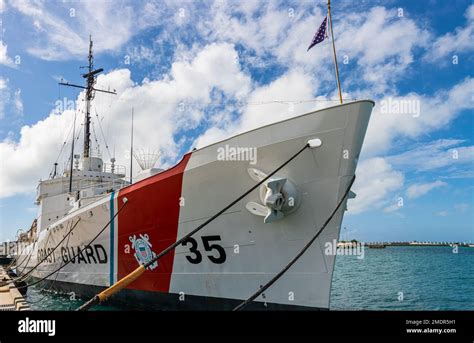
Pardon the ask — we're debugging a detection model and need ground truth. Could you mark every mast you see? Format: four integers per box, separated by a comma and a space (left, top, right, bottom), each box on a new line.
59, 35, 117, 163
327, 0, 343, 104
84, 37, 94, 159
130, 108, 134, 184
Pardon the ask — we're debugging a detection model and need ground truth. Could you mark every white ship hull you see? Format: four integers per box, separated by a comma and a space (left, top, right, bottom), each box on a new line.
16, 100, 374, 310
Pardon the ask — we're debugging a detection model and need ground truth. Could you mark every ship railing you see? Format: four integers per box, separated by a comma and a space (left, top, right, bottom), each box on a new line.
77, 178, 129, 195
102, 163, 126, 176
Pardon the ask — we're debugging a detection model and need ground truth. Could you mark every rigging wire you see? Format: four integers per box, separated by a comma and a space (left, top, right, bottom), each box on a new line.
49, 99, 85, 177
95, 109, 112, 160
63, 113, 84, 172
91, 121, 101, 157
16, 225, 54, 284
113, 97, 356, 106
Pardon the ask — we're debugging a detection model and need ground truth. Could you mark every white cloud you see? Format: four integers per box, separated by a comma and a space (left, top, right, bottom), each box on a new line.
406, 180, 447, 199
0, 40, 15, 67
195, 68, 319, 148
9, 0, 150, 60
383, 202, 403, 214
425, 4, 474, 62
362, 77, 474, 156
388, 139, 474, 174
13, 89, 23, 114
347, 157, 404, 214
0, 78, 23, 120
0, 77, 8, 119
0, 43, 252, 198
198, 3, 430, 96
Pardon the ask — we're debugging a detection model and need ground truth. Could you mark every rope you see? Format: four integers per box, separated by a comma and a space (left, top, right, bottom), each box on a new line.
15, 237, 39, 278
233, 175, 356, 311
15, 200, 127, 291
14, 223, 45, 278
77, 142, 311, 311
9, 229, 39, 274
6, 228, 32, 270
7, 242, 28, 270
15, 221, 59, 283
2, 219, 81, 287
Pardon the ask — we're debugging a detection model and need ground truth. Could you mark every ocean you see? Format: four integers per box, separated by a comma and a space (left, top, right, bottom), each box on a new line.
330, 245, 474, 310
26, 246, 474, 311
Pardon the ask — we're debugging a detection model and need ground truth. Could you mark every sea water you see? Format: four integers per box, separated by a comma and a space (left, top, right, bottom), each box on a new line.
330, 246, 474, 310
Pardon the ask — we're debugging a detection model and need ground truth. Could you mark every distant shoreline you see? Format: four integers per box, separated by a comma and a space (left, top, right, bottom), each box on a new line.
338, 240, 473, 247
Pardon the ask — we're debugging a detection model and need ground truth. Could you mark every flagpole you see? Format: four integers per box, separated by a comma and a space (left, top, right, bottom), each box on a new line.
327, 0, 343, 104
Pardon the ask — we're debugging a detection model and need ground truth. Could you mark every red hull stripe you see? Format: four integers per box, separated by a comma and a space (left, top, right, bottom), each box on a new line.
117, 153, 191, 292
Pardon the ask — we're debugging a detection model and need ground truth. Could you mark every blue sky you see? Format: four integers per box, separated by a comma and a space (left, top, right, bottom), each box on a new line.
0, 0, 473, 243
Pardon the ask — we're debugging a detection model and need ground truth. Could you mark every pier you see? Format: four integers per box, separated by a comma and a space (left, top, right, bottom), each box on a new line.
0, 266, 29, 311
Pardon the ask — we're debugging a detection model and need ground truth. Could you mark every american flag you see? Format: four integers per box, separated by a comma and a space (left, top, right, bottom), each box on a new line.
307, 16, 328, 51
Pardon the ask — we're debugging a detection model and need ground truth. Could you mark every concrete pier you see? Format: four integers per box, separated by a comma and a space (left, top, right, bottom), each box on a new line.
0, 266, 30, 311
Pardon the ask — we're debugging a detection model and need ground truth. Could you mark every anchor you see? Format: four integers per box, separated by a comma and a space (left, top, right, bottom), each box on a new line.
245, 168, 301, 223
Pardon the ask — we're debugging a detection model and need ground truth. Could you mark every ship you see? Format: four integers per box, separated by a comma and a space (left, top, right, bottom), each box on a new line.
10, 35, 374, 310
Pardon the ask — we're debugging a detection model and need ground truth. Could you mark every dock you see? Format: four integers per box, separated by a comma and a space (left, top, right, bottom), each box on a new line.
0, 266, 30, 311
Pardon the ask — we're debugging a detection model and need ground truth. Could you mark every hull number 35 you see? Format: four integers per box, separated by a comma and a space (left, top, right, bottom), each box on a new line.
181, 235, 226, 264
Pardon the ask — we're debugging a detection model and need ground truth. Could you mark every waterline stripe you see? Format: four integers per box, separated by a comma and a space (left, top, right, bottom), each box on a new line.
109, 191, 115, 286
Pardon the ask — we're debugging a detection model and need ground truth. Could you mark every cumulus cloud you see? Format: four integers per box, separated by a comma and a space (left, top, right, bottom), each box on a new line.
362, 77, 474, 156
0, 40, 15, 67
406, 180, 447, 199
9, 0, 159, 60
0, 43, 251, 198
0, 77, 23, 120
387, 139, 474, 174
197, 2, 430, 96
347, 157, 404, 214
0, 77, 8, 120
195, 69, 319, 147
13, 89, 23, 115
425, 4, 474, 62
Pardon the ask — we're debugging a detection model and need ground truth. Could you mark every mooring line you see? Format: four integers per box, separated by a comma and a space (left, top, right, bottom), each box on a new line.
7, 233, 34, 271
76, 142, 311, 311
16, 224, 56, 281
2, 218, 81, 287
233, 175, 356, 311
15, 200, 128, 291
15, 238, 39, 278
